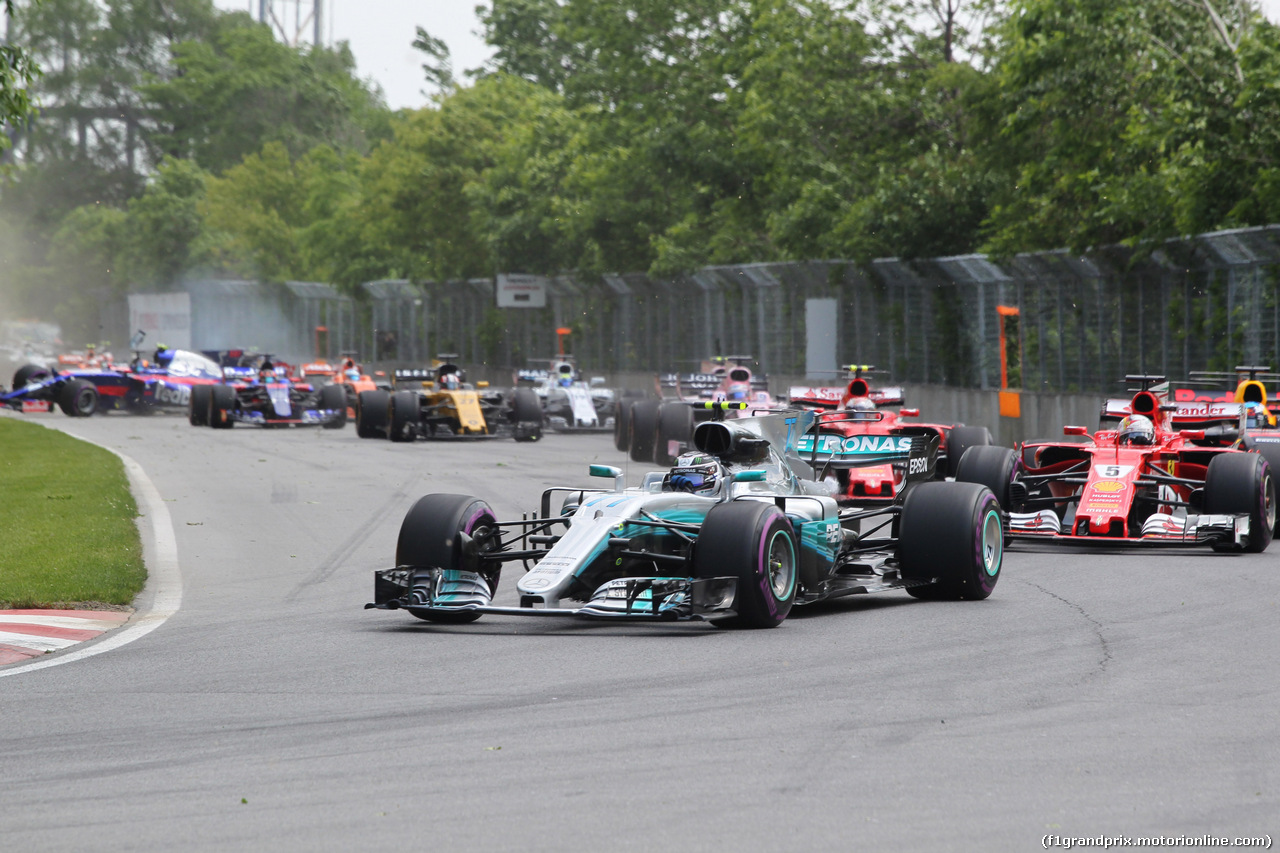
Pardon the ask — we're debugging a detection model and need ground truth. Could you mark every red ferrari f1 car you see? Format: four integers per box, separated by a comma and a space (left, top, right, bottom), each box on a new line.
788, 367, 993, 505
957, 375, 1275, 552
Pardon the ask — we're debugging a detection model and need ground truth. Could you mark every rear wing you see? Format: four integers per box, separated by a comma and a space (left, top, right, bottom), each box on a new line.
788, 386, 843, 409
394, 368, 435, 386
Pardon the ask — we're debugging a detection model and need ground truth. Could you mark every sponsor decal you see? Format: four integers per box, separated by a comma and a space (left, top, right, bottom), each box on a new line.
908, 456, 929, 475
1092, 480, 1126, 493
1174, 402, 1240, 419
523, 578, 551, 589
825, 522, 842, 544
1093, 464, 1134, 478
154, 382, 191, 406
1173, 389, 1234, 403
21, 400, 50, 413
797, 434, 912, 454
532, 557, 574, 576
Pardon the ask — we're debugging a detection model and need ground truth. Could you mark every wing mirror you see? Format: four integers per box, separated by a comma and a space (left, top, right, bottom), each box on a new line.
1064, 425, 1089, 436
900, 408, 920, 417
589, 464, 626, 491
733, 470, 767, 483
476, 380, 489, 388
590, 377, 606, 387
1179, 429, 1205, 440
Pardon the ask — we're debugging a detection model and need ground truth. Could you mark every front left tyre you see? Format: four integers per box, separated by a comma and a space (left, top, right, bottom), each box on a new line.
692, 500, 798, 628
397, 494, 503, 623
899, 481, 1003, 600
58, 379, 99, 417
1203, 452, 1275, 553
319, 384, 348, 429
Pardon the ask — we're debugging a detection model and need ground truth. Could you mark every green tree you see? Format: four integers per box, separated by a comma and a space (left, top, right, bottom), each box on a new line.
1, 0, 42, 150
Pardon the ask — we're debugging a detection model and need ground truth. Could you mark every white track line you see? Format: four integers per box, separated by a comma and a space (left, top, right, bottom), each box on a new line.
0, 425, 182, 679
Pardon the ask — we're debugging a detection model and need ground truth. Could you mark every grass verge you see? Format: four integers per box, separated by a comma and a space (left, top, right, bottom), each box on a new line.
0, 418, 146, 609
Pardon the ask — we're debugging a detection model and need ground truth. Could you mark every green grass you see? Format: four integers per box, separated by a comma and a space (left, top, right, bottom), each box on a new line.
0, 418, 146, 609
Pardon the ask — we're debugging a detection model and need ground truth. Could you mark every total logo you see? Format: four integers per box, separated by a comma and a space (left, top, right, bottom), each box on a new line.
798, 435, 912, 454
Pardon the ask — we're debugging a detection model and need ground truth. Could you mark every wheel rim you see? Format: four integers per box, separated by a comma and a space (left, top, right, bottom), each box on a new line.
981, 508, 1002, 576
76, 388, 96, 414
765, 529, 796, 599
1263, 471, 1276, 532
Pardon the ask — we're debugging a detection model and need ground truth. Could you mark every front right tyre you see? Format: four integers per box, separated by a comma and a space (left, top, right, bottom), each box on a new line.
899, 481, 1003, 600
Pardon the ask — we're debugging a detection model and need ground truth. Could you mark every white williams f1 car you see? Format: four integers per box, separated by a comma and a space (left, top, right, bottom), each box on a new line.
365, 407, 1005, 629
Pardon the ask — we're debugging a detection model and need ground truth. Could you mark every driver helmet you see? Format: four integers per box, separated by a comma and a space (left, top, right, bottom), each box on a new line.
440, 372, 460, 390
664, 452, 723, 497
154, 345, 173, 368
726, 383, 749, 401
258, 359, 276, 382
845, 396, 876, 413
1245, 401, 1268, 428
1117, 414, 1155, 446
344, 367, 361, 382
559, 376, 573, 388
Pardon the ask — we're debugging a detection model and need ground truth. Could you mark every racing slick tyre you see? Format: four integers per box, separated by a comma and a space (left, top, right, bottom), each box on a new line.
209, 384, 236, 429
388, 391, 420, 442
397, 494, 503, 623
628, 399, 661, 463
512, 387, 543, 442
1242, 435, 1280, 482
945, 425, 993, 479
692, 501, 798, 629
955, 445, 1019, 511
319, 384, 348, 429
57, 379, 99, 417
900, 481, 1003, 600
188, 384, 212, 426
1203, 452, 1275, 553
655, 402, 694, 466
356, 390, 390, 439
614, 399, 636, 451
12, 364, 51, 388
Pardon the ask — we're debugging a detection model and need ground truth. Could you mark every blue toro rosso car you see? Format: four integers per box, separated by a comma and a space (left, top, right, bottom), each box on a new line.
1, 349, 225, 417
366, 405, 1003, 629
187, 359, 347, 429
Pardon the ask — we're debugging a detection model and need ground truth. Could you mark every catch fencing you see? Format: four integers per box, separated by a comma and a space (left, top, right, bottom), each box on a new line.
127, 225, 1280, 394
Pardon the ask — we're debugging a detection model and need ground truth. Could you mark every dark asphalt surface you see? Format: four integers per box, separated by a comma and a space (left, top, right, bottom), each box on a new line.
1, 412, 1277, 851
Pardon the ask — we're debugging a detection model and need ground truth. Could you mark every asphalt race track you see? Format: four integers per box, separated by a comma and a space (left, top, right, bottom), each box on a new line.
2, 413, 1277, 851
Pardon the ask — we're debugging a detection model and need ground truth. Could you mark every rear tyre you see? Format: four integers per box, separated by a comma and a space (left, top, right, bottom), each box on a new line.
397, 494, 503, 623
356, 390, 390, 439
13, 364, 51, 388
655, 402, 694, 466
188, 384, 211, 426
388, 391, 420, 442
614, 399, 636, 451
692, 501, 797, 628
319, 384, 347, 429
628, 399, 661, 463
209, 385, 236, 429
900, 481, 1003, 600
946, 425, 993, 478
1203, 452, 1275, 553
512, 387, 543, 442
57, 379, 99, 417
955, 445, 1019, 510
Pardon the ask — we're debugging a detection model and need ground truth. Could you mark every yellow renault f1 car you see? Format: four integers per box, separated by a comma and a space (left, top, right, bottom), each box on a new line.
355, 357, 542, 442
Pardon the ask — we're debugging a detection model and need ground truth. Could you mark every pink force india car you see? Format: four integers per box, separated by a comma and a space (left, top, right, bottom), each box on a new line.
618, 356, 777, 466
954, 375, 1275, 552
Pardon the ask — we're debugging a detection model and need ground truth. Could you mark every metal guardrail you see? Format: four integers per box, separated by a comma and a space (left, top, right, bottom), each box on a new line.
116, 225, 1280, 393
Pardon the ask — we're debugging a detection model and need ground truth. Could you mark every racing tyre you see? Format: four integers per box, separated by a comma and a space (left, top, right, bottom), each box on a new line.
397, 494, 503, 623
209, 384, 236, 429
614, 399, 635, 451
946, 425, 992, 479
188, 384, 212, 426
57, 379, 99, 417
1203, 452, 1275, 553
512, 388, 543, 442
356, 390, 390, 439
319, 384, 347, 429
12, 364, 51, 388
388, 391, 420, 442
955, 445, 1019, 510
899, 481, 1003, 600
628, 399, 661, 463
655, 402, 694, 466
692, 501, 797, 628
1242, 435, 1280, 482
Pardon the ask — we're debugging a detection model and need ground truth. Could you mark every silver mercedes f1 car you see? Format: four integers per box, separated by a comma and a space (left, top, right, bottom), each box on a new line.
365, 406, 1004, 628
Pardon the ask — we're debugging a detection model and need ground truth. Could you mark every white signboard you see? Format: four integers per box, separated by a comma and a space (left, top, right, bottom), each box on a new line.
128, 292, 192, 350
496, 274, 548, 308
